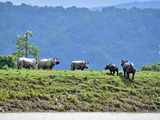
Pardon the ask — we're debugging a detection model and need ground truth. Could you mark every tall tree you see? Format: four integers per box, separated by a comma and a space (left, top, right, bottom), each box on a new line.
12, 31, 39, 59
23, 31, 32, 57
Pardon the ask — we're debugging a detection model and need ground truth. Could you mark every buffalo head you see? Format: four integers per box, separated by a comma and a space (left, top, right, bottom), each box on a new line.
53, 58, 60, 65
121, 60, 128, 66
105, 64, 110, 70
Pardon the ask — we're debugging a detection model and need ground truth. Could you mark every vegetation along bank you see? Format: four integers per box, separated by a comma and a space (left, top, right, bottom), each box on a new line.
0, 69, 159, 112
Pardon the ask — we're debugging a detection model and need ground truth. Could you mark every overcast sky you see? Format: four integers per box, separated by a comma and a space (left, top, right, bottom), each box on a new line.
0, 0, 157, 8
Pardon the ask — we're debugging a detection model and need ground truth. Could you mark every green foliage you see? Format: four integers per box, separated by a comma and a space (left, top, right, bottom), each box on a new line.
151, 63, 160, 71
29, 46, 40, 61
141, 63, 160, 71
0, 55, 16, 69
141, 65, 152, 71
13, 31, 39, 59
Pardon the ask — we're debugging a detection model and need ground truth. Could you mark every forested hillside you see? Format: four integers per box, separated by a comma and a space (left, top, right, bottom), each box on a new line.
0, 2, 160, 70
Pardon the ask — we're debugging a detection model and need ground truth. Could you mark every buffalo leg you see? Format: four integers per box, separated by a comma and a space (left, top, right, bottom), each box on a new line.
113, 71, 115, 76
18, 63, 23, 69
110, 70, 112, 75
132, 72, 135, 80
71, 67, 75, 71
18, 65, 21, 69
49, 66, 53, 70
38, 65, 41, 69
123, 70, 126, 77
116, 70, 119, 76
20, 64, 23, 69
72, 67, 75, 71
127, 72, 130, 79
31, 65, 35, 70
71, 65, 75, 70
81, 68, 84, 70
18, 66, 21, 69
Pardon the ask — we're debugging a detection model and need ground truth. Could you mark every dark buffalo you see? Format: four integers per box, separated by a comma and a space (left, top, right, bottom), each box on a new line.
71, 61, 88, 70
121, 60, 136, 80
105, 64, 119, 76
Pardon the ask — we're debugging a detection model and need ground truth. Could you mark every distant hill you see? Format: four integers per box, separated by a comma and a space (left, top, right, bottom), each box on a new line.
116, 1, 160, 9
91, 1, 160, 11
0, 2, 160, 70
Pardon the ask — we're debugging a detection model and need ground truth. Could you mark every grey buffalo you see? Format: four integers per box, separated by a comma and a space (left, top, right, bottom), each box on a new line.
71, 61, 88, 70
38, 58, 60, 70
17, 57, 36, 69
105, 64, 119, 76
121, 60, 136, 80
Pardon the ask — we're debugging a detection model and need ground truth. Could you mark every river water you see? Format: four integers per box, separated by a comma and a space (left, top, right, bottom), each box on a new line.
0, 113, 160, 120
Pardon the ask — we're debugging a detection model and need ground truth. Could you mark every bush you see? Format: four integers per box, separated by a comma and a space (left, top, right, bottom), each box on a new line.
0, 55, 16, 69
2, 65, 9, 70
141, 63, 160, 71
141, 65, 152, 71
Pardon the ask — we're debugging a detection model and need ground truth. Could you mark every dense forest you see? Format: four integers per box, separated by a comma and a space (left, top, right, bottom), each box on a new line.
0, 2, 160, 70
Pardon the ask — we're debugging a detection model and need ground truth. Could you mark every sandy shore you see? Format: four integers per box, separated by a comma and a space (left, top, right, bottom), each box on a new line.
0, 113, 160, 120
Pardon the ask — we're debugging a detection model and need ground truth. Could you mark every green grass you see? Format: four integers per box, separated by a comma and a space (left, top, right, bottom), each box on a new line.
0, 69, 159, 112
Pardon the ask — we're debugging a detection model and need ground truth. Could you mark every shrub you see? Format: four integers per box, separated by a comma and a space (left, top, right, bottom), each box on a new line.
141, 63, 160, 71
141, 65, 152, 71
0, 55, 16, 69
151, 63, 160, 71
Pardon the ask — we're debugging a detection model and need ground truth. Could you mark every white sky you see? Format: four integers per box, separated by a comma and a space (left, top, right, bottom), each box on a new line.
0, 0, 156, 8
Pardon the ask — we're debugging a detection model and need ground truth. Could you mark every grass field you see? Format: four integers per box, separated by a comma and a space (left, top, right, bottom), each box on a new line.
0, 69, 159, 112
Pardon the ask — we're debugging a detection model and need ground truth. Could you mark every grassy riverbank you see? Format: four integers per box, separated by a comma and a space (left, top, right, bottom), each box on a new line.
0, 69, 159, 112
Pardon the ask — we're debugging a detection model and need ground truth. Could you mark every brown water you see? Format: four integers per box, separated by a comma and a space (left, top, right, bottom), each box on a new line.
0, 113, 160, 120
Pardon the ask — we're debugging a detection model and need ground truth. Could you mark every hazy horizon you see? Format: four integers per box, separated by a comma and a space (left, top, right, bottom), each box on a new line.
0, 0, 158, 8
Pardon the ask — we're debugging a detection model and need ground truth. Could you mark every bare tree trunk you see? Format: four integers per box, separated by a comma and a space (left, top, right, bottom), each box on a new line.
25, 40, 28, 58
25, 34, 29, 58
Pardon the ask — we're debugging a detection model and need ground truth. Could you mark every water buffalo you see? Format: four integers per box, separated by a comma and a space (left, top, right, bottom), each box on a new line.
121, 60, 136, 80
71, 61, 88, 70
38, 58, 60, 70
17, 57, 36, 69
105, 64, 119, 76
